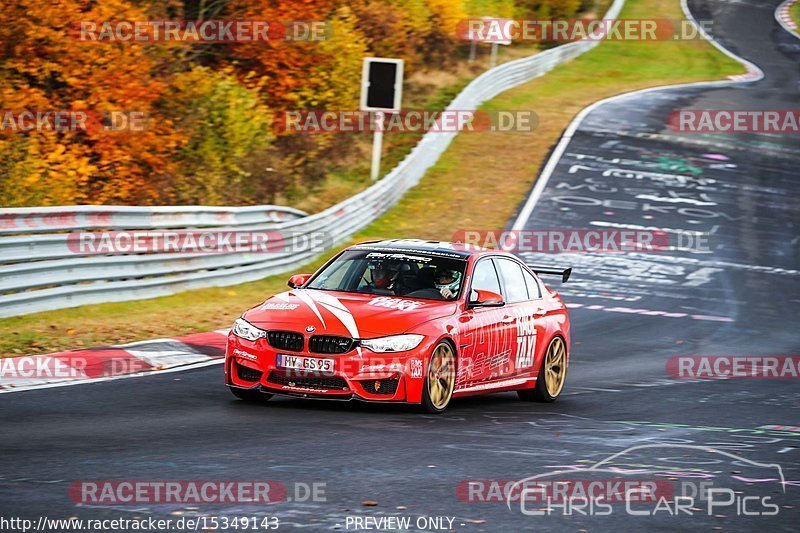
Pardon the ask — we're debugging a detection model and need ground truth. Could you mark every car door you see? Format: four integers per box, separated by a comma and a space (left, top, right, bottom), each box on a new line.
495, 258, 542, 378
456, 257, 511, 388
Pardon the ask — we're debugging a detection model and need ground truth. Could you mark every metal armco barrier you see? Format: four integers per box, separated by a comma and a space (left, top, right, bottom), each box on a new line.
0, 0, 624, 318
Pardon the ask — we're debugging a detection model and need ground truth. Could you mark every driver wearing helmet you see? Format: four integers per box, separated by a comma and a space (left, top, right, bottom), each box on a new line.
368, 261, 400, 292
434, 267, 462, 300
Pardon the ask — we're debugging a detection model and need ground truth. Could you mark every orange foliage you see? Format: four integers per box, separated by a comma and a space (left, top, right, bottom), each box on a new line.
0, 0, 183, 205
224, 0, 336, 108
0, 0, 577, 207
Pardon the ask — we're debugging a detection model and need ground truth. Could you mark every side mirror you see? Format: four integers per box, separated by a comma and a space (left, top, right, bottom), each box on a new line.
469, 289, 505, 308
288, 273, 312, 289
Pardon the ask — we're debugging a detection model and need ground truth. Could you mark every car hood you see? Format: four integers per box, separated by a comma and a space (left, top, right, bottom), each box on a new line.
242, 289, 458, 338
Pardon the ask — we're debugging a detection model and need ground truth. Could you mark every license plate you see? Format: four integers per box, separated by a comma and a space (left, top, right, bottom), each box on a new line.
276, 354, 334, 373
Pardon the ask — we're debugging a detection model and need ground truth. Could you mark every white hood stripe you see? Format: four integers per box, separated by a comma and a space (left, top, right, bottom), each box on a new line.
289, 291, 363, 355
294, 290, 326, 328
306, 291, 363, 356
307, 291, 360, 340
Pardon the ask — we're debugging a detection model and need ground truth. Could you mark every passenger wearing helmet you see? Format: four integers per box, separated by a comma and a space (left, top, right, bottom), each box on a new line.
434, 268, 462, 300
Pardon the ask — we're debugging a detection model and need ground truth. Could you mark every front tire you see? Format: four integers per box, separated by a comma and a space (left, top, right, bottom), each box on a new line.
421, 341, 456, 413
518, 336, 567, 403
229, 386, 273, 402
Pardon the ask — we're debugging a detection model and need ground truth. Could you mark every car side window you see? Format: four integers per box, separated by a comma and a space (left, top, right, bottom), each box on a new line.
522, 268, 542, 299
496, 259, 528, 303
470, 259, 502, 298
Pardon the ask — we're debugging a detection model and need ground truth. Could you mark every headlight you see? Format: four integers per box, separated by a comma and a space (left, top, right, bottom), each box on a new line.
232, 318, 267, 341
360, 334, 424, 353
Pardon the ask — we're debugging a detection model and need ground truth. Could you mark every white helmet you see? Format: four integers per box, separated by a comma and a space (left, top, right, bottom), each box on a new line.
434, 268, 461, 295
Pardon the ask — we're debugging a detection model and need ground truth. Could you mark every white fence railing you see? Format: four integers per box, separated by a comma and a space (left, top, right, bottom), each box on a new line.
0, 0, 624, 318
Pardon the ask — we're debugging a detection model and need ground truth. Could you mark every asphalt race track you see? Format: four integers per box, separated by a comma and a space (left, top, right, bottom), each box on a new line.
1, 0, 799, 531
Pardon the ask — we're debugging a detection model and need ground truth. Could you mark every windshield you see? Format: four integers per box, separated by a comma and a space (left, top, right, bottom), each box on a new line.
307, 250, 467, 301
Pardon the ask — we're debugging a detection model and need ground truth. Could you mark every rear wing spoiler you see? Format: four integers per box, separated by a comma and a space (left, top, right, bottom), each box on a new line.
527, 265, 572, 283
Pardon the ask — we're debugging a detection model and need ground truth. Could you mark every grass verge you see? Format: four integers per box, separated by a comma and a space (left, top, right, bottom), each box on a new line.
791, 1, 800, 32
0, 0, 744, 356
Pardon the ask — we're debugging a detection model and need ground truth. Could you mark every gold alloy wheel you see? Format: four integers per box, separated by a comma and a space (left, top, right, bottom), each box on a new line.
543, 337, 567, 397
427, 343, 456, 410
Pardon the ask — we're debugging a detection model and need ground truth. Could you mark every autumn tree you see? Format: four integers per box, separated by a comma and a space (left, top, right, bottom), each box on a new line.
159, 66, 273, 204
0, 0, 184, 206
0, 0, 590, 208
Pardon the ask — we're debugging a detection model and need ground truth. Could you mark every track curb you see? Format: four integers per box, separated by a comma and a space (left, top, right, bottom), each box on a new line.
0, 330, 228, 393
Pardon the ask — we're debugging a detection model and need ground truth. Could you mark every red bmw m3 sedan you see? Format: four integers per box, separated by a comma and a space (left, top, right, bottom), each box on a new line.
226, 239, 571, 413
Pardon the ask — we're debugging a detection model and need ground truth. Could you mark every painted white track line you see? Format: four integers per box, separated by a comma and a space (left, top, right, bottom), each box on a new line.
511, 0, 765, 231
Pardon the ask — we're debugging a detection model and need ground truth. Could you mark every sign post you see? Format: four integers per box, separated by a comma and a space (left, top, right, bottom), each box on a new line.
371, 112, 385, 181
360, 57, 404, 181
479, 17, 512, 68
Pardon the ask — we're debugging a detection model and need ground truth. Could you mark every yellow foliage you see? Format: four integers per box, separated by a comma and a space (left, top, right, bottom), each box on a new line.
296, 6, 369, 110
425, 0, 469, 34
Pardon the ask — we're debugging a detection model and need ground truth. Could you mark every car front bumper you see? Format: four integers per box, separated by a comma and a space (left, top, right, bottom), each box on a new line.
225, 332, 432, 403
